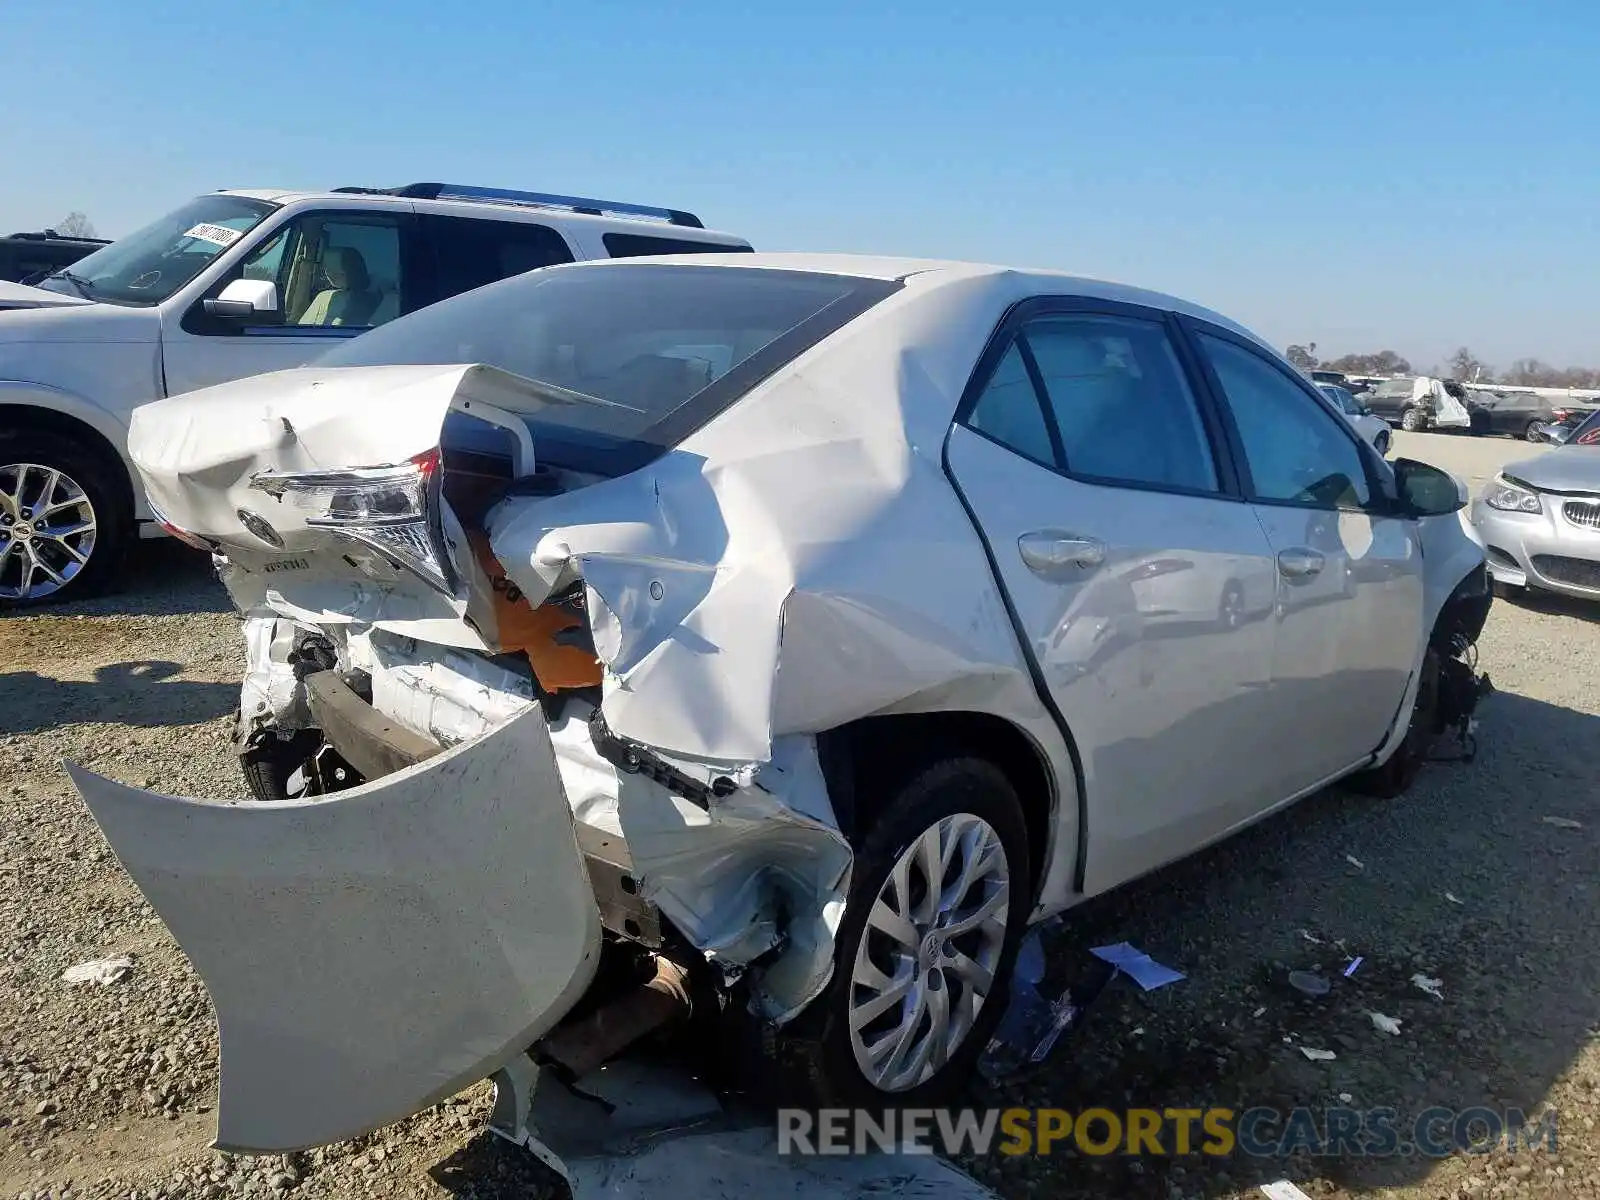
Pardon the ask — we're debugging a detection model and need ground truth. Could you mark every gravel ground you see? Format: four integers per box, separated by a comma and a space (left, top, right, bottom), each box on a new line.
1, 431, 1596, 1199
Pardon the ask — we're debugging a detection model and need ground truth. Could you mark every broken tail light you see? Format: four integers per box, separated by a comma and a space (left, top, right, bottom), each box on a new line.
145, 500, 218, 553
249, 450, 456, 593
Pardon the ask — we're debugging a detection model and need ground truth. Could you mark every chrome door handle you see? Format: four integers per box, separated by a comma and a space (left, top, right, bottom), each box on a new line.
1018, 531, 1106, 574
1277, 548, 1326, 579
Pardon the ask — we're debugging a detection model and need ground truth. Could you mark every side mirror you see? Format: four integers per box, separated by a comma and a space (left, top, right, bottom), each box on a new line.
203, 278, 279, 320
1360, 404, 1375, 416
1392, 457, 1466, 517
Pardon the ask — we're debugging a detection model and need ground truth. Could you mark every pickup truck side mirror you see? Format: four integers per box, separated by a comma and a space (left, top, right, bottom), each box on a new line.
1392, 457, 1466, 518
203, 278, 279, 320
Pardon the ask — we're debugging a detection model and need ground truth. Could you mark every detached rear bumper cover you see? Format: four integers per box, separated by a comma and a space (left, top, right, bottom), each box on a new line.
65, 707, 601, 1153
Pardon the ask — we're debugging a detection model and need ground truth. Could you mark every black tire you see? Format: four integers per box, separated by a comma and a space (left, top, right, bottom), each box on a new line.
1345, 646, 1440, 798
0, 428, 132, 608
773, 756, 1031, 1108
1374, 430, 1391, 456
240, 730, 326, 801
1399, 407, 1426, 433
1525, 420, 1544, 442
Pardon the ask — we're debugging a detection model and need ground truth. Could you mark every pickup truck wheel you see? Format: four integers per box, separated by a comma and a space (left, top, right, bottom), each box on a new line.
1399, 407, 1426, 433
0, 431, 129, 608
777, 756, 1030, 1107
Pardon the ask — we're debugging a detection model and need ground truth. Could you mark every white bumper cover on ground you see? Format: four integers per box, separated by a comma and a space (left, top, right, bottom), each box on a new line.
65, 708, 602, 1153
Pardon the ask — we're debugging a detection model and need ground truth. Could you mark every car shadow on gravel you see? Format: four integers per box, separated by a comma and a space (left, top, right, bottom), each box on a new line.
0, 659, 236, 733
14, 539, 232, 619
953, 688, 1600, 1200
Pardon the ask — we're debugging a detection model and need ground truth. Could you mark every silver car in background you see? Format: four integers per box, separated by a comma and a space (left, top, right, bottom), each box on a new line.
1472, 408, 1600, 600
1318, 383, 1392, 455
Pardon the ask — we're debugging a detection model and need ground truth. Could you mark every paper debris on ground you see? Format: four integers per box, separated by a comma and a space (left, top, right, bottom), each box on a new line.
1090, 942, 1185, 991
1261, 1182, 1315, 1200
1343, 956, 1364, 978
979, 921, 1094, 1083
1300, 930, 1324, 945
1411, 974, 1445, 999
1445, 892, 1465, 905
1345, 854, 1365, 870
1368, 1011, 1403, 1035
1542, 816, 1583, 829
1253, 1005, 1267, 1018
61, 955, 135, 986
1298, 1046, 1337, 1062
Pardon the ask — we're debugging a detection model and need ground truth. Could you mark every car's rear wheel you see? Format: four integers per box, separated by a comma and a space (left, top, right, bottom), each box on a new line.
1399, 407, 1426, 433
0, 431, 130, 608
1524, 420, 1545, 442
776, 756, 1031, 1107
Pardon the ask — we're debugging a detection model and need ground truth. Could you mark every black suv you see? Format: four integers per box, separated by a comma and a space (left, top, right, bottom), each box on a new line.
0, 230, 110, 284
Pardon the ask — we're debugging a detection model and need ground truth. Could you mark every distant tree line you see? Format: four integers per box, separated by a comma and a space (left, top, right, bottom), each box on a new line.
1285, 342, 1600, 389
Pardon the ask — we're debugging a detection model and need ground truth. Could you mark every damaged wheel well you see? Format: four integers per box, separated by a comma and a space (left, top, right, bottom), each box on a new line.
817, 711, 1054, 903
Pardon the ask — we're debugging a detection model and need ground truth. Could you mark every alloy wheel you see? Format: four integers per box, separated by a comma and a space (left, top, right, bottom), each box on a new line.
847, 813, 1010, 1093
0, 462, 98, 602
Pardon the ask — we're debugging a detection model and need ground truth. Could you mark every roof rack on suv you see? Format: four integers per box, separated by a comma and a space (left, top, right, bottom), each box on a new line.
332, 183, 705, 228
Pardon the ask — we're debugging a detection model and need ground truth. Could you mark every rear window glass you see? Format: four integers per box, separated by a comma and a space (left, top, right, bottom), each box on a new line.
316, 263, 897, 474
603, 232, 753, 259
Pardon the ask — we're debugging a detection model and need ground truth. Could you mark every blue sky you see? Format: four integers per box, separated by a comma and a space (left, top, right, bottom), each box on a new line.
4, 0, 1596, 369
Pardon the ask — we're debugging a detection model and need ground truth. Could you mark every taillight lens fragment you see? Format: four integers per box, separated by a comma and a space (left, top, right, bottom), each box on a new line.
248, 450, 454, 592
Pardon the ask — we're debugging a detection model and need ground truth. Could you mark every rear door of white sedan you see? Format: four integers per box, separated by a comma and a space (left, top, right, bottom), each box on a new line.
943, 298, 1282, 896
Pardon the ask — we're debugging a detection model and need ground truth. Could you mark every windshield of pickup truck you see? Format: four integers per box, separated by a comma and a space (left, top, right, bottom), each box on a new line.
316, 262, 899, 475
36, 194, 276, 306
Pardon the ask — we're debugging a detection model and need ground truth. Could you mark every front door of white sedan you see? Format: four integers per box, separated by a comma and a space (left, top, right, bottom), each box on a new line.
943, 302, 1283, 896
1185, 326, 1424, 794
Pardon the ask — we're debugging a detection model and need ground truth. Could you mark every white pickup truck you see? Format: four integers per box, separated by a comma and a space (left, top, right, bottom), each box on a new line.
0, 182, 751, 606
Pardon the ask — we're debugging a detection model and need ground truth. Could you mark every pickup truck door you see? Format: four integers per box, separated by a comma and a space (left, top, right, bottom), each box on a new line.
160, 210, 422, 397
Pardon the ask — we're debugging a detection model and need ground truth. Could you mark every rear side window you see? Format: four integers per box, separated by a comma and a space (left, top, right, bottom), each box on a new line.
603, 233, 752, 258
967, 343, 1056, 466
1025, 316, 1219, 493
427, 216, 575, 300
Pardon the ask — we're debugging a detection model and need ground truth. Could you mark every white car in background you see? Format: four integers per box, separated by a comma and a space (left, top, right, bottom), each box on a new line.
0, 182, 751, 606
69, 254, 1492, 1165
1318, 382, 1392, 455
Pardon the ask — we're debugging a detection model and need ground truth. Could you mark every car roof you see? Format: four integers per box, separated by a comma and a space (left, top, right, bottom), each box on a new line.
213, 188, 749, 244
561, 251, 1268, 344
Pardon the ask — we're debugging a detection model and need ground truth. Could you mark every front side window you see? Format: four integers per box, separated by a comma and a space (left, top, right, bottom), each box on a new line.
34, 194, 275, 305
316, 264, 897, 474
1199, 333, 1372, 510
232, 214, 410, 330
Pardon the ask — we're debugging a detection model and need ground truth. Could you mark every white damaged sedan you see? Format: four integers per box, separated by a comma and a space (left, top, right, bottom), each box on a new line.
69, 254, 1493, 1160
